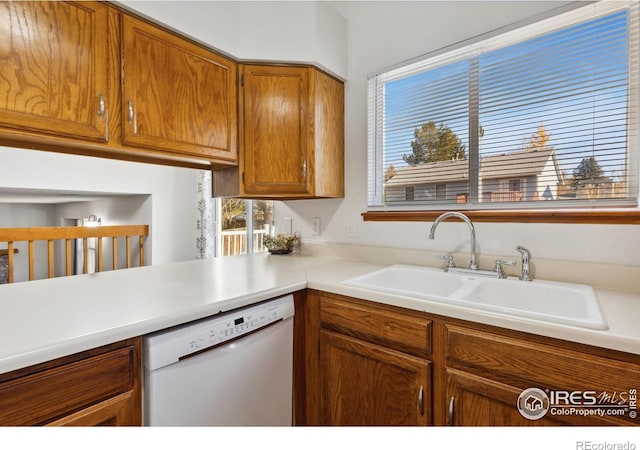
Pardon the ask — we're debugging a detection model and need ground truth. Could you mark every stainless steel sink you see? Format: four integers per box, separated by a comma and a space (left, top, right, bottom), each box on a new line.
344, 264, 608, 330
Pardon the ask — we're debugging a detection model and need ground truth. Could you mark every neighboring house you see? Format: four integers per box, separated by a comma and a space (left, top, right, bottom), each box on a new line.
385, 148, 564, 204
558, 177, 627, 200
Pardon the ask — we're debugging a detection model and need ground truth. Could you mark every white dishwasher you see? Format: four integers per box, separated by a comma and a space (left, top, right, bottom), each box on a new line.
143, 294, 294, 426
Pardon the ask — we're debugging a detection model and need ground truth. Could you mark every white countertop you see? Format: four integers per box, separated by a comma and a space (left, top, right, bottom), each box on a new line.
1, 253, 639, 374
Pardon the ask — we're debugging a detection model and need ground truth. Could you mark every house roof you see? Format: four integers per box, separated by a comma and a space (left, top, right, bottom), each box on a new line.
385, 148, 559, 187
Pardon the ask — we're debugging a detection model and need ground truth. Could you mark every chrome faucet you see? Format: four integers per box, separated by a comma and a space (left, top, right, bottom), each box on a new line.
516, 246, 532, 281
429, 212, 478, 270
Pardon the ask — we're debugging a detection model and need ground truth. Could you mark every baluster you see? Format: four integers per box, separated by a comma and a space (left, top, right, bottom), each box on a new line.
7, 241, 14, 283
65, 239, 72, 276
97, 237, 103, 272
47, 240, 54, 278
139, 235, 145, 267
28, 240, 35, 281
126, 236, 131, 268
112, 237, 118, 270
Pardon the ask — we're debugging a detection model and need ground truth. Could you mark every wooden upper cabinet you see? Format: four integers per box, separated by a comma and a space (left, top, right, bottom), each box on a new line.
0, 1, 109, 142
233, 64, 344, 198
121, 15, 237, 162
241, 65, 311, 195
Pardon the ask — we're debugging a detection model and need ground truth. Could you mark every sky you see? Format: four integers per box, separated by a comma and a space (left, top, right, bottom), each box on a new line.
381, 9, 630, 191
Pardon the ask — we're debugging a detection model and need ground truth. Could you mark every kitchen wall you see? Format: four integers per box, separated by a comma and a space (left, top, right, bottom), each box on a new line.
277, 1, 640, 268
0, 147, 196, 265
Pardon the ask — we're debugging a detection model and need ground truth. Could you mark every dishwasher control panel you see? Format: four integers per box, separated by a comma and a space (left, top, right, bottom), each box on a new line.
143, 294, 295, 370
181, 307, 280, 355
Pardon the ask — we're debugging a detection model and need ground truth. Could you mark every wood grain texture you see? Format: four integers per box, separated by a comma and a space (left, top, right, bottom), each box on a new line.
0, 1, 108, 141
47, 390, 138, 426
305, 290, 640, 427
362, 210, 640, 224
0, 344, 136, 425
445, 324, 640, 425
240, 65, 310, 195
0, 225, 148, 241
121, 14, 237, 161
320, 295, 431, 358
312, 69, 345, 198
446, 325, 640, 393
446, 369, 569, 426
321, 330, 431, 426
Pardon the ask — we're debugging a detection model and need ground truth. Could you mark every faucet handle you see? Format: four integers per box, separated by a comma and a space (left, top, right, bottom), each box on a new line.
516, 246, 532, 281
436, 254, 456, 269
493, 259, 516, 279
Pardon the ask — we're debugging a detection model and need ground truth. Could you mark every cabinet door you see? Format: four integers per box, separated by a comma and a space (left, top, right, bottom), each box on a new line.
0, 1, 109, 142
121, 15, 237, 162
321, 330, 430, 426
446, 368, 593, 426
241, 65, 310, 195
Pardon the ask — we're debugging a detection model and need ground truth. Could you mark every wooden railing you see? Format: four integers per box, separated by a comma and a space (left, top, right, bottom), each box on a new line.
220, 228, 267, 256
0, 225, 149, 284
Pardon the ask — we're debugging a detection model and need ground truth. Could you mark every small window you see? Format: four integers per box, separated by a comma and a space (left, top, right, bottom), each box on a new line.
368, 2, 639, 212
405, 186, 415, 201
216, 198, 274, 256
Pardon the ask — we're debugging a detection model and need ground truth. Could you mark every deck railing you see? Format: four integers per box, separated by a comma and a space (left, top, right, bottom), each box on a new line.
0, 225, 149, 284
220, 229, 267, 256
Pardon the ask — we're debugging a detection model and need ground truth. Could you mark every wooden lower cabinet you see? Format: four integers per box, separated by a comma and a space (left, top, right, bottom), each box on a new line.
298, 290, 640, 427
0, 338, 141, 426
321, 330, 430, 425
445, 369, 566, 426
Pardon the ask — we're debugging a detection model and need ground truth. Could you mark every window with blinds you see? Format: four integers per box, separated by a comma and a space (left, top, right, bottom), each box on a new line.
368, 2, 639, 210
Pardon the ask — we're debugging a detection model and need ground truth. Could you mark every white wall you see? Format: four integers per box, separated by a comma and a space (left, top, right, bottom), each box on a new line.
0, 147, 197, 265
119, 0, 348, 79
278, 1, 640, 267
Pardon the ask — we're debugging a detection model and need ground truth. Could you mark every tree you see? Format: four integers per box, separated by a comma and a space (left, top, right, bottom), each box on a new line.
572, 156, 604, 187
403, 121, 466, 165
221, 198, 245, 229
524, 124, 551, 152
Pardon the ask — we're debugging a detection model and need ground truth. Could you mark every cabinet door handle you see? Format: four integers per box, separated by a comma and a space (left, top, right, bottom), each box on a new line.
301, 160, 307, 179
448, 396, 455, 426
417, 385, 425, 416
98, 94, 105, 118
127, 100, 134, 124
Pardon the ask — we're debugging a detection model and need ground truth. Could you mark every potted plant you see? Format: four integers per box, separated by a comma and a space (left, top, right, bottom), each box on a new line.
263, 232, 299, 254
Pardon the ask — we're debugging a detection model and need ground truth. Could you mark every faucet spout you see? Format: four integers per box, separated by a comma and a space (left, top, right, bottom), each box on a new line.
429, 212, 478, 270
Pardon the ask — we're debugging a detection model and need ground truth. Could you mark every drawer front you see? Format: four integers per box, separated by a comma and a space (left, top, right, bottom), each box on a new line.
446, 324, 640, 396
320, 295, 432, 358
0, 346, 135, 425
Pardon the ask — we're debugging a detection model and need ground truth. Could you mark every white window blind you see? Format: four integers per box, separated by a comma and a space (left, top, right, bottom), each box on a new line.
368, 1, 639, 210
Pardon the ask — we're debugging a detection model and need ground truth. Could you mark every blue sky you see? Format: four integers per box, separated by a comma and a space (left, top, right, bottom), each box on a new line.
383, 9, 629, 184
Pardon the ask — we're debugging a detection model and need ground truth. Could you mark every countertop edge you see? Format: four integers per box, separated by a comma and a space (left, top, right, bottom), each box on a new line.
1, 254, 638, 375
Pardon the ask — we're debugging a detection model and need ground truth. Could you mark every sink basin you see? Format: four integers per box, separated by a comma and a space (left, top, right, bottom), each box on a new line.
344, 264, 608, 330
344, 264, 466, 299
451, 278, 608, 330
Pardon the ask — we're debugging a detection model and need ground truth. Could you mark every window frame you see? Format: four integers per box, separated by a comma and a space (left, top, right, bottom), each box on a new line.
365, 1, 640, 224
